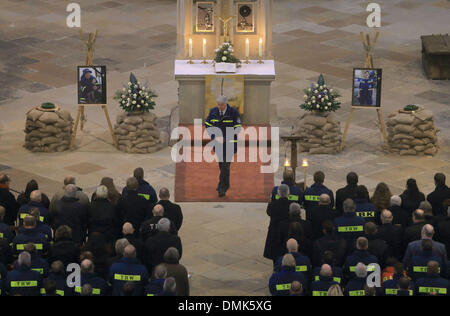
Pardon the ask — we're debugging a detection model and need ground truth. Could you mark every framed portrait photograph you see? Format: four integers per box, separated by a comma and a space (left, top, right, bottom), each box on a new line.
77, 66, 107, 105
236, 1, 255, 33
195, 1, 215, 33
351, 68, 382, 107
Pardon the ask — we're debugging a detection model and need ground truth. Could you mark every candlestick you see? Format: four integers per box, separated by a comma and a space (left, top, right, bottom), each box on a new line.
187, 38, 194, 64
258, 37, 264, 64
245, 38, 250, 64
201, 38, 208, 64
302, 159, 308, 191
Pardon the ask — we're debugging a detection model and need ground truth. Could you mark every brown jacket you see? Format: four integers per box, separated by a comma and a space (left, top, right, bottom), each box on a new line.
163, 263, 189, 296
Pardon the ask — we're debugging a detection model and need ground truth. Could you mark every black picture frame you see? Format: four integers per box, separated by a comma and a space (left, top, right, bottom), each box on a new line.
351, 68, 382, 107
77, 66, 107, 105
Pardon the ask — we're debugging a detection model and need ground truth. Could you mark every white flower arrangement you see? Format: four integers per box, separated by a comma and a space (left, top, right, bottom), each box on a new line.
114, 73, 157, 113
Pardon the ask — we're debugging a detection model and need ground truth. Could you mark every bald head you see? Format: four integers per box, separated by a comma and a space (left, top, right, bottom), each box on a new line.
122, 222, 134, 235
381, 209, 393, 224
153, 204, 164, 217
286, 238, 298, 253
30, 190, 41, 203
320, 264, 332, 277
289, 281, 303, 295
422, 224, 435, 239
413, 209, 425, 223
123, 245, 136, 258
319, 194, 330, 206
159, 188, 170, 200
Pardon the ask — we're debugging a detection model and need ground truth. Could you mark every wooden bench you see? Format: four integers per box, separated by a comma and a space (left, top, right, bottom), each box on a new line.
421, 34, 450, 80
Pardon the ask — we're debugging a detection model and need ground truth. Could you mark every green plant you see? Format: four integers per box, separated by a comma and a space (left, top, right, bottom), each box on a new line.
214, 42, 241, 65
404, 104, 419, 111
41, 102, 55, 109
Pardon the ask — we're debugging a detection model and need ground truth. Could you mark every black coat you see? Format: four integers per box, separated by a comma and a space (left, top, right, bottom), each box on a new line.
124, 233, 146, 264
51, 196, 89, 244
263, 198, 290, 260
145, 231, 182, 271
335, 184, 358, 215
436, 218, 450, 255
49, 238, 81, 266
309, 205, 335, 240
403, 222, 426, 249
388, 205, 410, 228
366, 235, 389, 267
427, 185, 450, 217
88, 198, 120, 242
0, 187, 19, 225
158, 200, 183, 231
400, 190, 425, 215
312, 234, 347, 267
116, 190, 149, 231
377, 223, 404, 260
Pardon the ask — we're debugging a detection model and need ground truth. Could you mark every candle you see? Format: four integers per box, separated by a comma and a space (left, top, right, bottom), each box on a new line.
188, 38, 193, 58
302, 159, 309, 167
259, 37, 263, 58
245, 38, 249, 58
202, 38, 206, 58
284, 157, 290, 167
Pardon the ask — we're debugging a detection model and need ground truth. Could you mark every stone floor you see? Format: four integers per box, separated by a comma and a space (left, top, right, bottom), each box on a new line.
0, 0, 449, 295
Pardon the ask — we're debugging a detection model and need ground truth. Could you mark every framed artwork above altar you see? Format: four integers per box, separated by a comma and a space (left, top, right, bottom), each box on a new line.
195, 1, 216, 33
235, 1, 256, 33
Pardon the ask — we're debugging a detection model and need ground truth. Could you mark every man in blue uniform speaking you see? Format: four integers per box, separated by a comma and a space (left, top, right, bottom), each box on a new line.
205, 96, 242, 197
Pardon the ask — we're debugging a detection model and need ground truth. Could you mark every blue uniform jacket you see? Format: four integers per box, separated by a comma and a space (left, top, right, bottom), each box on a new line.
45, 272, 74, 296
383, 273, 414, 296
344, 250, 378, 281
274, 252, 312, 282
205, 104, 242, 160
0, 222, 13, 243
18, 222, 52, 242
334, 213, 366, 242
122, 179, 157, 204
415, 273, 449, 296
409, 250, 444, 281
109, 257, 149, 296
311, 275, 338, 296
271, 181, 304, 203
303, 183, 334, 211
344, 277, 367, 296
313, 266, 343, 285
354, 199, 378, 223
269, 266, 307, 296
12, 228, 49, 256
17, 201, 50, 225
145, 278, 165, 296
6, 266, 43, 296
74, 272, 108, 296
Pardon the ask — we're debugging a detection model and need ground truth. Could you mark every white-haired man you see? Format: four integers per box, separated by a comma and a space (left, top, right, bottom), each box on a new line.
17, 190, 49, 226
344, 262, 370, 296
204, 95, 242, 197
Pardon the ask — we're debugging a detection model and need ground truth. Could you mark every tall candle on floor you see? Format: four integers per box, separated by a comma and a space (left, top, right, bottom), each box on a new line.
202, 38, 206, 59
245, 38, 250, 59
259, 38, 263, 58
188, 38, 193, 58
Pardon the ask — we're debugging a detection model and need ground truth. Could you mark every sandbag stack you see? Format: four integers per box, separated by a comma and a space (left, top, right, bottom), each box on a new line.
24, 106, 73, 152
114, 112, 164, 154
294, 112, 342, 154
387, 109, 439, 156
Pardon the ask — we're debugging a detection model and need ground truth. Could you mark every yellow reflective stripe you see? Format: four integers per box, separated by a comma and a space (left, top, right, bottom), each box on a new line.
275, 194, 299, 201
296, 265, 308, 272
210, 119, 219, 122
338, 226, 363, 233
349, 290, 365, 296
56, 290, 65, 296
229, 140, 238, 143
75, 286, 101, 295
205, 121, 213, 126
385, 289, 413, 296
16, 243, 43, 250
418, 287, 447, 294
304, 195, 319, 201
275, 283, 291, 291
114, 274, 141, 281
32, 268, 44, 275
20, 213, 44, 222
0, 233, 3, 238
138, 193, 150, 200
223, 120, 234, 123
356, 211, 375, 218
314, 276, 341, 284
413, 266, 428, 273
233, 124, 242, 127
350, 265, 375, 272
147, 293, 155, 296
312, 291, 328, 296
11, 280, 38, 287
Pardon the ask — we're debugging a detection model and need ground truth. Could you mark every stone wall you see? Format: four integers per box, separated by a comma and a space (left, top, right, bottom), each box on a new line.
114, 111, 164, 154
24, 106, 73, 152
387, 109, 439, 156
294, 111, 342, 154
